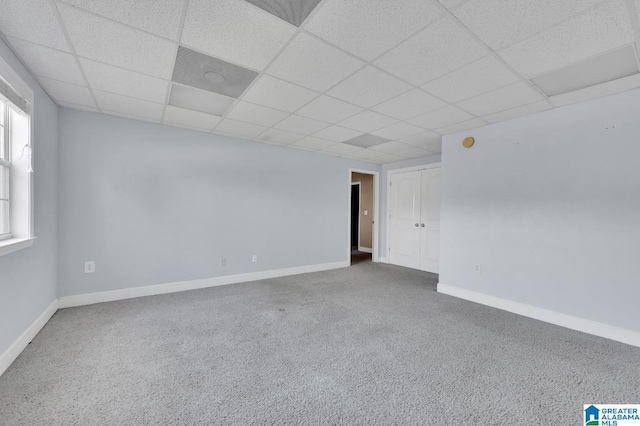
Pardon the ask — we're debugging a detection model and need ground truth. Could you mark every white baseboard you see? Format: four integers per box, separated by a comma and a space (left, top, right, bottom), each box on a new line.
378, 256, 388, 264
59, 260, 350, 309
437, 283, 640, 348
357, 246, 372, 253
0, 299, 58, 377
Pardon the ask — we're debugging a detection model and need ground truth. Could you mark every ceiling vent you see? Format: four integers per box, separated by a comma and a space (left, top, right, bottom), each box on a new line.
531, 45, 640, 97
172, 46, 258, 99
244, 0, 322, 26
343, 134, 389, 148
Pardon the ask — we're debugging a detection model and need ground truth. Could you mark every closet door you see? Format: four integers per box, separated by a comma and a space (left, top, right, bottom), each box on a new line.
419, 168, 441, 273
389, 171, 421, 269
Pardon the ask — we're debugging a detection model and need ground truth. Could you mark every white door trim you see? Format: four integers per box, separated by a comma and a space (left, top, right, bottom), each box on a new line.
386, 162, 441, 264
348, 169, 380, 263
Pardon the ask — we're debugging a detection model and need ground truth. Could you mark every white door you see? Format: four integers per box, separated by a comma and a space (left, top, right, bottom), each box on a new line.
389, 171, 421, 269
419, 168, 441, 273
388, 167, 441, 273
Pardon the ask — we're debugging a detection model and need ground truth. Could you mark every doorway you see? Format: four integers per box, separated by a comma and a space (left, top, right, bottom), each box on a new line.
351, 182, 360, 250
350, 171, 377, 265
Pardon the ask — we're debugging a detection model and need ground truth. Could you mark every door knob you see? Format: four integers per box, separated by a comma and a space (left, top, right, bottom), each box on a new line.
415, 223, 419, 227
421, 223, 425, 227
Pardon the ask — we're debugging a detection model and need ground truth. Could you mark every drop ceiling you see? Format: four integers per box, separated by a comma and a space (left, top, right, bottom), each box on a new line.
1, 0, 640, 164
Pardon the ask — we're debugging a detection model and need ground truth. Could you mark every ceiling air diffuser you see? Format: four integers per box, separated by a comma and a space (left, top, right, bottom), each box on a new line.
244, 0, 322, 26
172, 46, 258, 99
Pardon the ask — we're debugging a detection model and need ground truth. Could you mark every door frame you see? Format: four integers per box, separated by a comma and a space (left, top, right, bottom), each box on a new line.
386, 162, 441, 263
348, 169, 380, 263
351, 181, 361, 251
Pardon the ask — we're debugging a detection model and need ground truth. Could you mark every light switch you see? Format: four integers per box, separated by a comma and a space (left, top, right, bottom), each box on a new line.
364, 210, 368, 216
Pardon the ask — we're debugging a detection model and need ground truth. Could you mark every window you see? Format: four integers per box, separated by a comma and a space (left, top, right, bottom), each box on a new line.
0, 99, 10, 240
0, 56, 34, 256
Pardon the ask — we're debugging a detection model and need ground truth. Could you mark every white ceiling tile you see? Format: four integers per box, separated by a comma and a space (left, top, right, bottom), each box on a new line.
483, 100, 551, 123
104, 110, 161, 124
225, 101, 288, 127
375, 17, 486, 85
57, 3, 176, 79
438, 0, 469, 10
80, 58, 169, 104
296, 96, 363, 124
371, 89, 447, 120
255, 128, 304, 145
5, 37, 85, 85
274, 115, 329, 135
319, 143, 362, 156
347, 149, 404, 164
312, 125, 362, 142
395, 146, 435, 159
369, 141, 412, 154
288, 144, 313, 152
399, 131, 442, 148
436, 118, 487, 135
163, 105, 221, 131
305, 0, 442, 61
327, 67, 411, 108
214, 118, 267, 138
242, 75, 319, 113
291, 136, 335, 151
181, 0, 295, 71
168, 84, 233, 116
58, 0, 184, 40
94, 90, 164, 121
368, 152, 405, 164
0, 1, 70, 51
38, 78, 95, 107
498, 1, 634, 78
456, 82, 543, 116
267, 32, 365, 92
421, 140, 442, 153
338, 111, 397, 133
371, 122, 424, 140
407, 105, 474, 130
451, 0, 604, 50
422, 56, 520, 103
58, 102, 100, 113
347, 149, 386, 161
549, 73, 640, 107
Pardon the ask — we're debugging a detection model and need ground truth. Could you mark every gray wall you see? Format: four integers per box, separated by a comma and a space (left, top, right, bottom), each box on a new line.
378, 155, 441, 257
0, 38, 58, 354
57, 109, 379, 297
440, 88, 640, 332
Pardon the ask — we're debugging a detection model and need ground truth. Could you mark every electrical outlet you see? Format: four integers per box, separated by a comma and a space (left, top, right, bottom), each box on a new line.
474, 264, 482, 274
220, 257, 226, 266
252, 255, 258, 263
84, 261, 95, 274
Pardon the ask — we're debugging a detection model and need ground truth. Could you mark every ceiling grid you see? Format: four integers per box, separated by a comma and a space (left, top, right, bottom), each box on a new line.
0, 0, 638, 163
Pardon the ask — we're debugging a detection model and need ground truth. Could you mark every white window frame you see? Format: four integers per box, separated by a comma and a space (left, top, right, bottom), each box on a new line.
0, 99, 11, 241
0, 54, 35, 257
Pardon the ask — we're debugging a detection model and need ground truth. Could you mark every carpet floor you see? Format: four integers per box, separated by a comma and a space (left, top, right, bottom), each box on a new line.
1, 262, 638, 425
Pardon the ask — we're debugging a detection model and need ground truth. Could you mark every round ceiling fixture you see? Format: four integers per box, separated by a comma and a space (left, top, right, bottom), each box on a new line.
462, 136, 475, 148
204, 71, 226, 84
